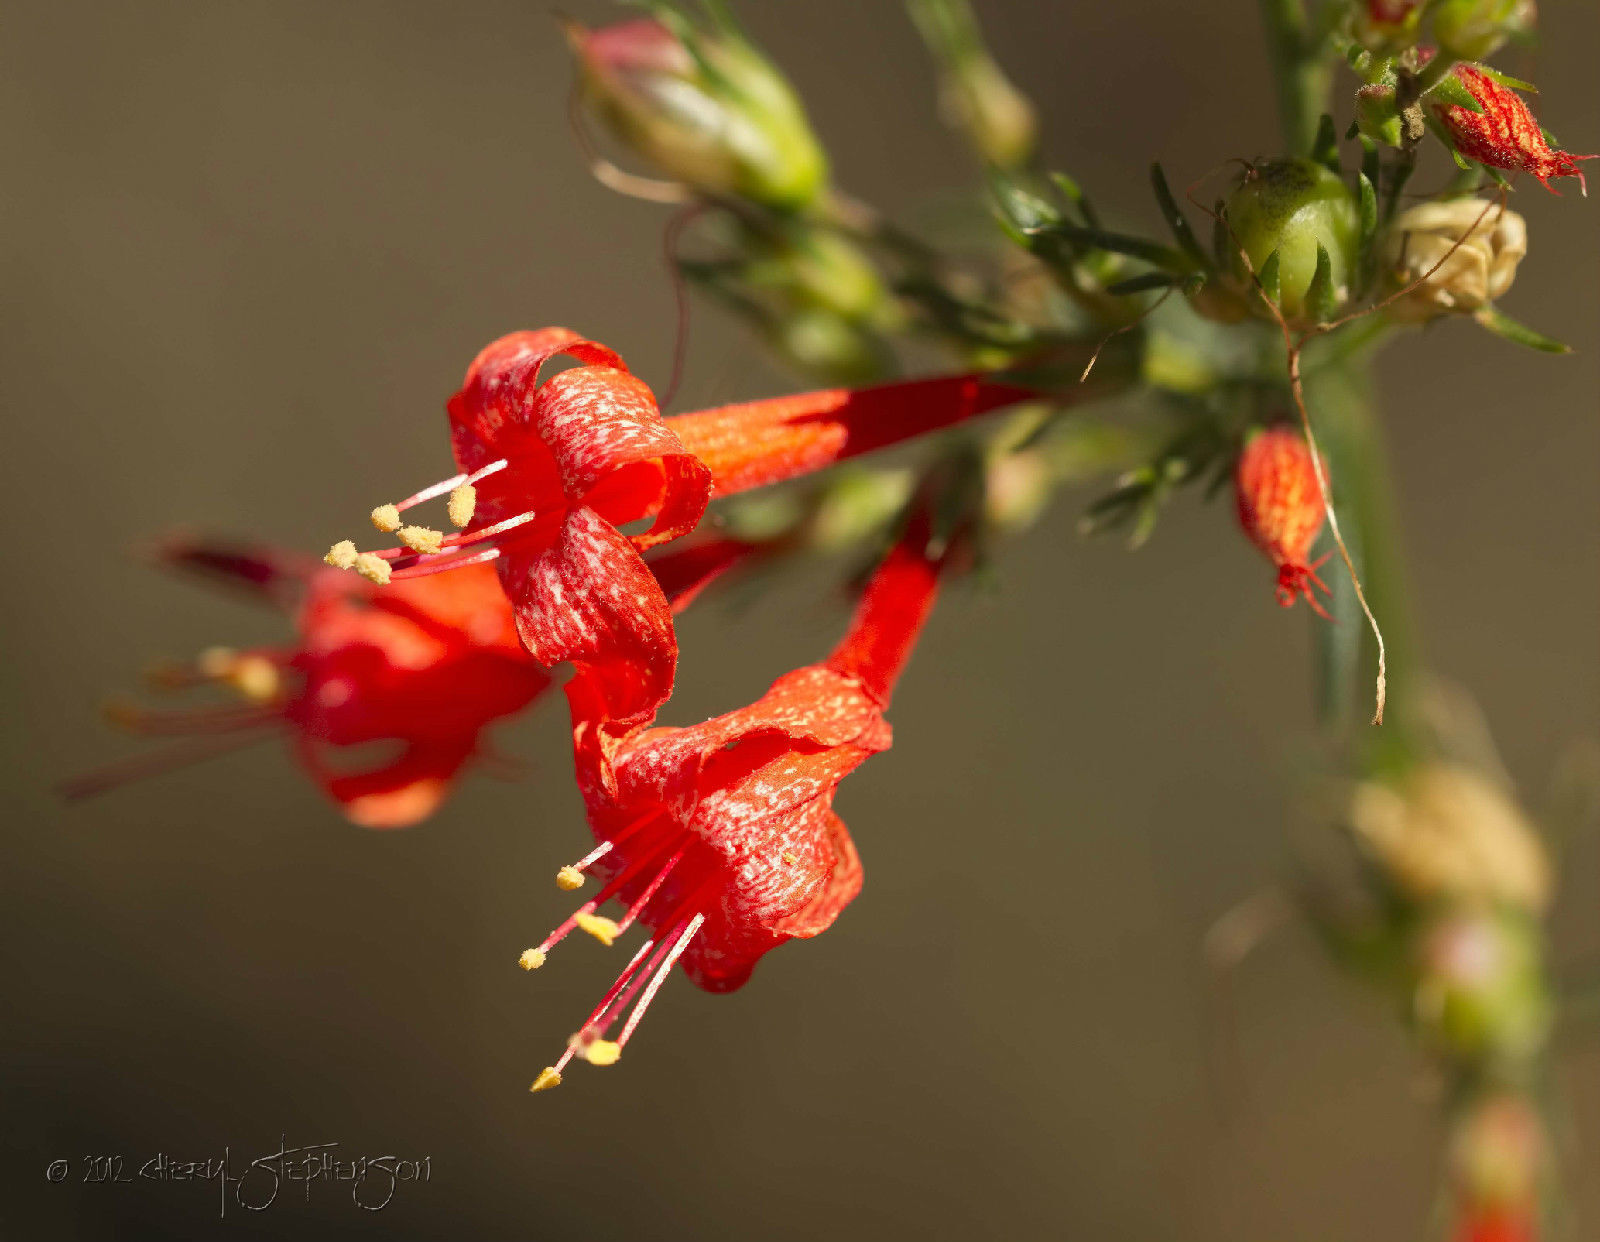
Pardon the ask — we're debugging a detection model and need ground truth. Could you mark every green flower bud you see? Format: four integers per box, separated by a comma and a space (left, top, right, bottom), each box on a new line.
1223, 158, 1360, 324
745, 228, 888, 325
908, 0, 1036, 168
1432, 0, 1537, 62
573, 17, 827, 210
1413, 909, 1550, 1064
1355, 83, 1404, 148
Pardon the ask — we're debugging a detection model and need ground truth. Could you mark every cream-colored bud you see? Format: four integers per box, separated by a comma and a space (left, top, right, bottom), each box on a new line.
1347, 763, 1550, 912
1383, 199, 1527, 323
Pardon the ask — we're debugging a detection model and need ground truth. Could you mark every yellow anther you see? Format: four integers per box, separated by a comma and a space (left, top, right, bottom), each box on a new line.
781, 850, 799, 865
555, 866, 585, 891
529, 1067, 563, 1093
228, 655, 282, 704
196, 646, 238, 679
575, 912, 620, 947
370, 504, 401, 533
397, 526, 444, 556
354, 553, 392, 586
324, 540, 359, 570
581, 1039, 621, 1067
519, 948, 546, 971
447, 484, 477, 529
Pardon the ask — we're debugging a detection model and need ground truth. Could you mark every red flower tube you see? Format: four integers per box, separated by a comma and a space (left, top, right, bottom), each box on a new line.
325, 328, 1029, 727
1435, 65, 1595, 194
521, 524, 947, 1091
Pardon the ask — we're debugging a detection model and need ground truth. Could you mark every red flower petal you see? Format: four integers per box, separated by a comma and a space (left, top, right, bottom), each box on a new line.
500, 506, 678, 730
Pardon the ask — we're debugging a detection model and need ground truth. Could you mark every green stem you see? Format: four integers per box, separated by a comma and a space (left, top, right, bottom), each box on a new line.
1302, 359, 1421, 761
1257, 0, 1334, 155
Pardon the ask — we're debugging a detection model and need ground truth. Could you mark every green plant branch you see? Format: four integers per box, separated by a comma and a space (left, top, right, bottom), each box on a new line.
1257, 0, 1335, 155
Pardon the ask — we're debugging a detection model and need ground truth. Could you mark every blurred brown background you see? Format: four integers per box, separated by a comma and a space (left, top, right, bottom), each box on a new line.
3, 2, 1597, 1238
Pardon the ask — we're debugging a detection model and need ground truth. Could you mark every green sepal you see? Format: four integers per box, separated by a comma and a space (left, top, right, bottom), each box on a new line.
1427, 72, 1483, 113
1474, 307, 1572, 354
1304, 243, 1338, 324
1256, 248, 1281, 308
1311, 113, 1342, 174
1358, 170, 1378, 251
1477, 65, 1536, 92
1149, 162, 1210, 271
988, 170, 1059, 239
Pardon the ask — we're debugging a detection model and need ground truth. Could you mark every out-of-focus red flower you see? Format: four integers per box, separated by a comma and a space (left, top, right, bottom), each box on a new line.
327, 327, 1028, 727
522, 524, 947, 1091
1234, 426, 1331, 617
1435, 65, 1595, 193
1456, 1208, 1537, 1242
1368, 0, 1420, 25
66, 543, 551, 828
69, 536, 759, 828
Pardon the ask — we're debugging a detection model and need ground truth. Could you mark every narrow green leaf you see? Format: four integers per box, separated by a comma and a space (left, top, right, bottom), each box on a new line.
988, 171, 1058, 234
1305, 243, 1338, 323
1256, 249, 1281, 308
1030, 221, 1192, 272
1474, 306, 1572, 354
1312, 113, 1342, 174
1428, 72, 1483, 113
1104, 271, 1183, 297
1149, 162, 1210, 270
1048, 171, 1101, 229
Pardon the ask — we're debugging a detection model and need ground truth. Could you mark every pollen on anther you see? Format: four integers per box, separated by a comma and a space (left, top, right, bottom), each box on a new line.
197, 646, 237, 679
370, 504, 401, 533
575, 912, 621, 946
555, 866, 585, 891
530, 1067, 563, 1093
354, 553, 392, 585
519, 948, 546, 971
581, 1039, 622, 1067
447, 484, 477, 529
397, 526, 444, 555
324, 540, 358, 570
229, 655, 281, 703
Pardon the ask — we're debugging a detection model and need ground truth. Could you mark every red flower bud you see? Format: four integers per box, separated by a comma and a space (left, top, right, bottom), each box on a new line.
1234, 427, 1330, 616
1435, 65, 1596, 194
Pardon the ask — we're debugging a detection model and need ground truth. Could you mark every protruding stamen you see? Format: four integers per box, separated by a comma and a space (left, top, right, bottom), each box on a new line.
529, 1067, 562, 1093
371, 504, 401, 533
581, 1039, 621, 1066
354, 553, 392, 585
447, 484, 477, 528
519, 948, 546, 971
615, 913, 705, 1050
397, 525, 444, 555
575, 912, 621, 946
611, 845, 686, 938
325, 540, 358, 570
388, 546, 502, 581
390, 458, 506, 515
556, 866, 585, 891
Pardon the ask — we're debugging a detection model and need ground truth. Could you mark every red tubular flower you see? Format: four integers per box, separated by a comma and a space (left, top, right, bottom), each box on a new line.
1234, 426, 1331, 617
325, 328, 1028, 725
68, 536, 759, 827
1456, 1209, 1537, 1242
1435, 65, 1596, 194
521, 526, 946, 1091
65, 543, 551, 828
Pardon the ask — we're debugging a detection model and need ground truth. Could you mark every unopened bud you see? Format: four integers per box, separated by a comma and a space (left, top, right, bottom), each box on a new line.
1433, 0, 1537, 62
1223, 158, 1359, 324
572, 17, 827, 210
1414, 908, 1549, 1063
1382, 199, 1527, 323
1355, 83, 1404, 148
